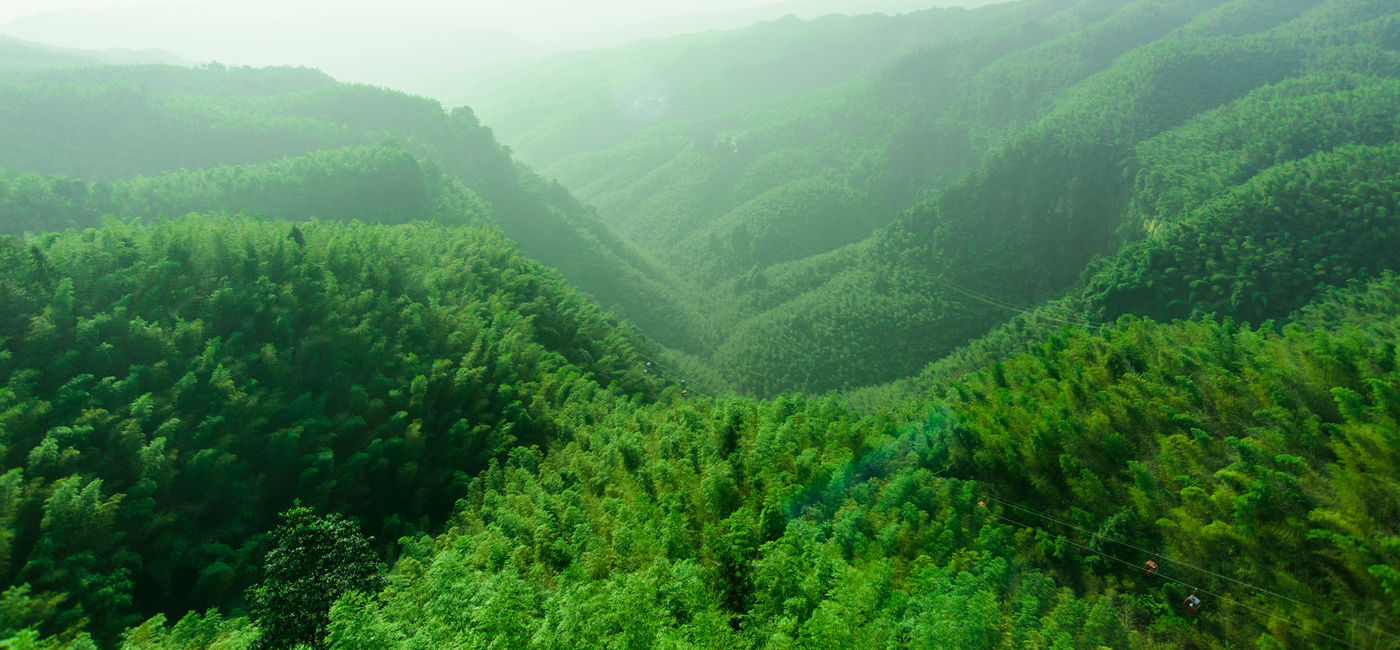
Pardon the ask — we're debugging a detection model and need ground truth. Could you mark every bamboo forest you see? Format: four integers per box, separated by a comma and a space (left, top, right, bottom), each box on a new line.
0, 0, 1398, 647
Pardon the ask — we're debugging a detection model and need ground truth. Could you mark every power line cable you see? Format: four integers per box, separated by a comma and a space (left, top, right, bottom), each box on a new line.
981, 495, 1399, 645
880, 234, 1391, 642
982, 505, 1378, 650
879, 238, 1103, 331
635, 350, 723, 397
887, 241, 1099, 330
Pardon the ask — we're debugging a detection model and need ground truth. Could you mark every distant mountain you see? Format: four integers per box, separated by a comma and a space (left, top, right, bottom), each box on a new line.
439, 9, 988, 170
0, 1, 538, 90
454, 0, 1400, 396
0, 62, 703, 350
1, 2, 1399, 648
0, 0, 992, 94
0, 33, 185, 68
760, 0, 1004, 19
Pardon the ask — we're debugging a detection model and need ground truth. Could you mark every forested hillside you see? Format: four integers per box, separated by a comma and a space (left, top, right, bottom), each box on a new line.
0, 217, 657, 643
1, 0, 1399, 647
332, 276, 1400, 649
489, 0, 1400, 395
537, 0, 1067, 262
33, 254, 1398, 649
0, 143, 490, 235
447, 7, 1005, 171
0, 63, 701, 349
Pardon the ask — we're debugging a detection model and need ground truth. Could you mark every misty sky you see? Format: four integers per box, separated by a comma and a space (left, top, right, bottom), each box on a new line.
0, 0, 993, 97
0, 0, 767, 26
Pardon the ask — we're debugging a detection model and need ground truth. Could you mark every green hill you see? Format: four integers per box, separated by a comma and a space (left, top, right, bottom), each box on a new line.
0, 143, 490, 235
0, 63, 702, 350
0, 34, 185, 70
105, 257, 1400, 650
554, 0, 1400, 396
1, 1, 1399, 647
0, 217, 658, 643
538, 0, 1070, 261
445, 7, 1016, 171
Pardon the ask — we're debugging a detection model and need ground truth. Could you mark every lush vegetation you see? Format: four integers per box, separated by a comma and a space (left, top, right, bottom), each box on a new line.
0, 143, 490, 235
680, 0, 1400, 394
14, 223, 1395, 647
0, 63, 700, 351
0, 217, 654, 643
0, 0, 1398, 647
8, 2, 1400, 397
317, 277, 1400, 649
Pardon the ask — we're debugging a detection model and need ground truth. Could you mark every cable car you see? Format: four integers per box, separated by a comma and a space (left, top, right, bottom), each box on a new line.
1183, 594, 1202, 614
1144, 560, 1158, 578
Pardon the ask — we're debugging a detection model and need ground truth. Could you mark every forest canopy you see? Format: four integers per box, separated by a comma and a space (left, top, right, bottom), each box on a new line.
0, 0, 1398, 648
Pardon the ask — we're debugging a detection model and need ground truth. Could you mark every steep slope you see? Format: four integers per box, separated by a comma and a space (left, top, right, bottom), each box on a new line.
543, 0, 1074, 264
2, 2, 1399, 646
456, 0, 1398, 396
447, 7, 1006, 171
0, 63, 702, 350
1081, 76, 1400, 323
438, 0, 1400, 397
698, 0, 1400, 394
857, 53, 1400, 409
345, 275, 1400, 649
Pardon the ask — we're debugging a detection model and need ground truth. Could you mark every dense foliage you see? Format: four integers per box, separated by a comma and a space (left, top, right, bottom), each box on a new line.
1, 0, 1398, 647
247, 507, 385, 650
1082, 80, 1400, 324
94, 273, 1400, 649
0, 218, 653, 643
0, 143, 490, 235
467, 0, 1400, 396
0, 63, 699, 351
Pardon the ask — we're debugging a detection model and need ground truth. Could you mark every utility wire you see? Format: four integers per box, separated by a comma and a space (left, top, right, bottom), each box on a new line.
636, 232, 1387, 642
880, 235, 1391, 643
981, 495, 1399, 645
982, 505, 1377, 650
880, 238, 1103, 331
887, 241, 1099, 330
635, 350, 723, 397
634, 227, 1385, 643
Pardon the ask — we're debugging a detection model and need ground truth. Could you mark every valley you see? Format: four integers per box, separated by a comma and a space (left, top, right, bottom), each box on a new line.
0, 1, 1398, 647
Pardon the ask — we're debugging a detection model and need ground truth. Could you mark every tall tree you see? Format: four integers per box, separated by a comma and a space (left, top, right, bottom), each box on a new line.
246, 507, 385, 650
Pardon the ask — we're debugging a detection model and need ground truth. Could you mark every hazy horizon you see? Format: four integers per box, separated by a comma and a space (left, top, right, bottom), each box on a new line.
0, 0, 999, 98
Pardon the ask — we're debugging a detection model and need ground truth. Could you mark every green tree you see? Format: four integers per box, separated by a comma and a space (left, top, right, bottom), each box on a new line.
246, 507, 384, 650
